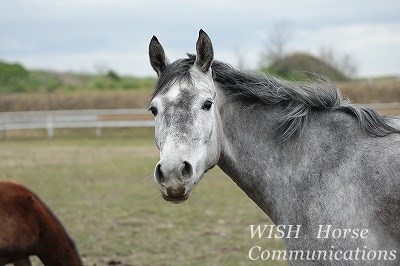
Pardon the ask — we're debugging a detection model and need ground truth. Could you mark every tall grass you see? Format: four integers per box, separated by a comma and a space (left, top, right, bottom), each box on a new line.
338, 78, 400, 103
0, 90, 153, 111
1, 79, 400, 112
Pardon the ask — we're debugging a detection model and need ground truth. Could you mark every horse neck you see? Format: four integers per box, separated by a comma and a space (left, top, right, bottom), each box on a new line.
39, 230, 82, 266
35, 200, 82, 266
216, 96, 298, 223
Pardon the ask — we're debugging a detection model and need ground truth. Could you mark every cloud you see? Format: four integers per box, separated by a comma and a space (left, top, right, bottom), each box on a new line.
0, 0, 399, 77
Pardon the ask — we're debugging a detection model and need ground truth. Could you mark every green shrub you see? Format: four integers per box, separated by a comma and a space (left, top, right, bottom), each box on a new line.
106, 70, 120, 81
261, 53, 348, 81
0, 61, 29, 81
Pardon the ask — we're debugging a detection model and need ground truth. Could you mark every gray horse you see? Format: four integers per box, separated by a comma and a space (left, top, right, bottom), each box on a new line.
148, 29, 400, 265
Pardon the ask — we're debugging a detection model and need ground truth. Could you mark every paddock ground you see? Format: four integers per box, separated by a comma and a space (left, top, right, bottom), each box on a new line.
0, 129, 285, 266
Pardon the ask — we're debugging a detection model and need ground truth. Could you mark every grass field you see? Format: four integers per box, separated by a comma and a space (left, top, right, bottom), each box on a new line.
0, 130, 285, 266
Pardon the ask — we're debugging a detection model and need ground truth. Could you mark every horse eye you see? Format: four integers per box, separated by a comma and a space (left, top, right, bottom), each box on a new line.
149, 106, 158, 116
202, 100, 213, 111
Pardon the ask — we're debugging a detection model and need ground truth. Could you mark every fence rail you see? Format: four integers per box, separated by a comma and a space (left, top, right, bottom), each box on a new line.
0, 109, 154, 138
1, 103, 400, 139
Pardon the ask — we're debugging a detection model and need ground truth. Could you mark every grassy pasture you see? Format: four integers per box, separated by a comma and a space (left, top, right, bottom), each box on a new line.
0, 130, 285, 266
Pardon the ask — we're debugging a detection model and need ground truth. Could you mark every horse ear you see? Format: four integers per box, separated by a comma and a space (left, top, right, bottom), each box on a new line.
149, 35, 169, 76
195, 29, 214, 73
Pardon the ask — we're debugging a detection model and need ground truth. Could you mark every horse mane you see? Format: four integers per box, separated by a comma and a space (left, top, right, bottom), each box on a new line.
152, 54, 400, 141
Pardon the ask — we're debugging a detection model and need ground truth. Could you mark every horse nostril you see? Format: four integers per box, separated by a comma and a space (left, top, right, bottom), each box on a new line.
155, 164, 165, 183
181, 161, 193, 179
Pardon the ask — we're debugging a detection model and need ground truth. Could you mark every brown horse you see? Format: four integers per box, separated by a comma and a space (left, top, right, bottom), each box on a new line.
0, 181, 82, 266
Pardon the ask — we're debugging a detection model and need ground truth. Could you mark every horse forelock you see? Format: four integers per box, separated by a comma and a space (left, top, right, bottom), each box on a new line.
151, 54, 196, 100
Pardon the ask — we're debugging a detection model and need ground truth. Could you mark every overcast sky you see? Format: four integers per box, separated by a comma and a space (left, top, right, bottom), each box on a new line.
1, 0, 399, 78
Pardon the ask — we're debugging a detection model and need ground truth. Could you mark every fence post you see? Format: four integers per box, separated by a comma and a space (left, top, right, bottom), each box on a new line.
96, 121, 102, 137
2, 113, 7, 140
46, 114, 54, 139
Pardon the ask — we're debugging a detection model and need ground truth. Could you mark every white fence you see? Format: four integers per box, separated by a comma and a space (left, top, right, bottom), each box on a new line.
0, 109, 154, 138
1, 103, 400, 139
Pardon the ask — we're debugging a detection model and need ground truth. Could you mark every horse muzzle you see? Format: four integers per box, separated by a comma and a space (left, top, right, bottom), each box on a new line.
160, 188, 191, 204
154, 158, 195, 203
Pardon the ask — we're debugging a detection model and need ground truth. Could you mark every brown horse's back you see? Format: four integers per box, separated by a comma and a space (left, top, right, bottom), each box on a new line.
0, 182, 41, 263
0, 181, 82, 266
